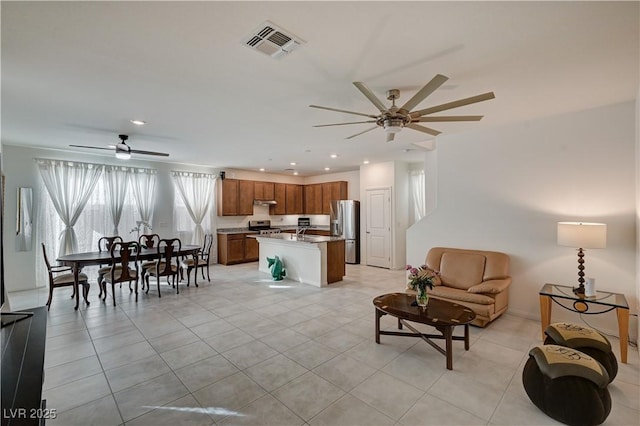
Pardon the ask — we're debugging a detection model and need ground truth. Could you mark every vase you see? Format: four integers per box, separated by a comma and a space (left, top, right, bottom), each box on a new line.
416, 289, 429, 307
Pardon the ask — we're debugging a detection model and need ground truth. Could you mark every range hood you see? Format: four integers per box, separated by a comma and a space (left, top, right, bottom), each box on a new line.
253, 200, 277, 206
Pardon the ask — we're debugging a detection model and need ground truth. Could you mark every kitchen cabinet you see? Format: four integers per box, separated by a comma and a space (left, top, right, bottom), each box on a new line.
217, 233, 259, 265
218, 179, 240, 216
285, 184, 304, 214
270, 183, 286, 215
255, 181, 275, 200
322, 181, 348, 214
238, 180, 255, 215
304, 184, 323, 215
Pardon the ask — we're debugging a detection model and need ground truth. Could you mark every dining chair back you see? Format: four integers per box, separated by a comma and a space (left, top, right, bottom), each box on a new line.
145, 238, 182, 297
97, 235, 123, 297
180, 233, 213, 287
138, 233, 160, 249
103, 241, 140, 306
42, 243, 90, 310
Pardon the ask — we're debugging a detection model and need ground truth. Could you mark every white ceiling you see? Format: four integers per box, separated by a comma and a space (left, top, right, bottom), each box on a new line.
2, 1, 638, 176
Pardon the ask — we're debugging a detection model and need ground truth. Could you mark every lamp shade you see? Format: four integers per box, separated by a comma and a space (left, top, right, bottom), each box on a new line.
557, 222, 607, 249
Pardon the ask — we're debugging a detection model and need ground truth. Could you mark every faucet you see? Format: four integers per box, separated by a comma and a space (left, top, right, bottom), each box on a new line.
295, 226, 308, 238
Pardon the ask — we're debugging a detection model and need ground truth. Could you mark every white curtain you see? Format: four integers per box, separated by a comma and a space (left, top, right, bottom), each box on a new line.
409, 168, 426, 224
104, 165, 130, 235
130, 168, 157, 234
172, 171, 216, 245
36, 159, 103, 256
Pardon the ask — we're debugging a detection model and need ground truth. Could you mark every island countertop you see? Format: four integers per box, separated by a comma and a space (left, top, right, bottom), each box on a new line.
247, 233, 344, 243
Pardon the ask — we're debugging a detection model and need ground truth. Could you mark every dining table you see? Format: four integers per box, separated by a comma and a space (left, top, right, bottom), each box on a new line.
57, 244, 201, 310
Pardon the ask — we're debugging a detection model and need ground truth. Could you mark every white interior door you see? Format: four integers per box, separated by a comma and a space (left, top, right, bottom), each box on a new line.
366, 188, 391, 268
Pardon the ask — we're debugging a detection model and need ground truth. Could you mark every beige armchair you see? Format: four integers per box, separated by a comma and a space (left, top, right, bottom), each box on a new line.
424, 247, 511, 327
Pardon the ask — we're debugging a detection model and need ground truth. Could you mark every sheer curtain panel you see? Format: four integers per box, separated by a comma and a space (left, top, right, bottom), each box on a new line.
36, 159, 103, 256
409, 168, 426, 224
172, 171, 216, 245
104, 165, 130, 235
130, 168, 157, 233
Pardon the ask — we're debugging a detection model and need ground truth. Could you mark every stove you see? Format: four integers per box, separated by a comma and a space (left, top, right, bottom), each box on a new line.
248, 220, 281, 235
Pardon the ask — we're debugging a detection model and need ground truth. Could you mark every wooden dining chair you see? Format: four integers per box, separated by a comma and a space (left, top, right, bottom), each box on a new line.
102, 241, 140, 306
42, 243, 90, 310
180, 233, 213, 287
145, 238, 181, 297
138, 233, 160, 282
97, 235, 123, 297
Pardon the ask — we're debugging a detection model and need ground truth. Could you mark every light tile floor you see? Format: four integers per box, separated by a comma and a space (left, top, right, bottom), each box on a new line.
8, 263, 639, 426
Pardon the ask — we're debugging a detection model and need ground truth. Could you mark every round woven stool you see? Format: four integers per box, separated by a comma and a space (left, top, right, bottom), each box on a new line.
544, 322, 617, 383
522, 345, 611, 426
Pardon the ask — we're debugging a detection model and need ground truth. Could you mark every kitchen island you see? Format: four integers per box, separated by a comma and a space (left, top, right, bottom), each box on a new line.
250, 233, 345, 287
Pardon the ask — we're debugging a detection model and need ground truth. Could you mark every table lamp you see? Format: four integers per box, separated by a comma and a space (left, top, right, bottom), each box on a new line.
557, 222, 607, 295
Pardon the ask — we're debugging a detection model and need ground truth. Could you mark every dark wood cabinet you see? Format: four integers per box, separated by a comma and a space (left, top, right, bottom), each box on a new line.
238, 180, 255, 215
286, 184, 304, 214
304, 184, 323, 215
218, 233, 259, 265
322, 181, 348, 214
270, 183, 287, 215
255, 181, 275, 200
218, 179, 240, 216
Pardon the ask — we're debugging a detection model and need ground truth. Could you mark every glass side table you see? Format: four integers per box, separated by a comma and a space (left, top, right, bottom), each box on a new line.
539, 283, 630, 363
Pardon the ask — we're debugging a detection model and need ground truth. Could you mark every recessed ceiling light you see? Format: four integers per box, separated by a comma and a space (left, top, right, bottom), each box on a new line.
363, 160, 370, 164
259, 168, 265, 172
293, 171, 299, 175
330, 154, 338, 158
130, 119, 146, 126
324, 167, 330, 171
290, 162, 297, 166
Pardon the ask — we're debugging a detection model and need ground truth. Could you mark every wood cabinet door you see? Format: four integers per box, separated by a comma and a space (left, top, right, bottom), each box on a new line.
322, 181, 348, 214
254, 182, 265, 200
304, 185, 316, 214
270, 183, 286, 215
286, 184, 303, 214
262, 182, 275, 200
220, 179, 239, 216
238, 180, 255, 215
244, 236, 259, 261
227, 236, 245, 263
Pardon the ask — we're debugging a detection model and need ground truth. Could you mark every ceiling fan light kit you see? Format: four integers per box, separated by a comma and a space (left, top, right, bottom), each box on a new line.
310, 74, 495, 141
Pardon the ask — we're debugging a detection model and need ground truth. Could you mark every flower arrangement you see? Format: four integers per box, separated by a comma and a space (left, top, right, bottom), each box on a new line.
406, 264, 439, 292
130, 220, 152, 238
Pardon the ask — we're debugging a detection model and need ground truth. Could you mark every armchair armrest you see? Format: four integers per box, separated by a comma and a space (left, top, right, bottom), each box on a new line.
467, 277, 512, 294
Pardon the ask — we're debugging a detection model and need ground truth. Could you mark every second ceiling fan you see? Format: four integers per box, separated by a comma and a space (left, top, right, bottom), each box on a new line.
310, 74, 495, 142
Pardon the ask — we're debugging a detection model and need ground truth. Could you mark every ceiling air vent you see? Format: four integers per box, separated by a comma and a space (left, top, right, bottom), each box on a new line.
243, 21, 304, 59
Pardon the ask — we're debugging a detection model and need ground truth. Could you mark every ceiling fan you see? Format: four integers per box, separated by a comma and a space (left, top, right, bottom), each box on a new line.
310, 74, 495, 142
70, 134, 170, 159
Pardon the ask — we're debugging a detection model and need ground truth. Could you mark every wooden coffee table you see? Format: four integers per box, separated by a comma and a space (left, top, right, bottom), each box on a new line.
373, 293, 476, 370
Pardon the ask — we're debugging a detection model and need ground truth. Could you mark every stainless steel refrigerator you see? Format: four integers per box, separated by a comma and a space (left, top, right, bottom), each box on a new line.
330, 200, 360, 264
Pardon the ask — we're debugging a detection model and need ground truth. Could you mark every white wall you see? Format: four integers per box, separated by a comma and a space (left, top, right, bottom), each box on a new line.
407, 101, 637, 337
1, 145, 219, 291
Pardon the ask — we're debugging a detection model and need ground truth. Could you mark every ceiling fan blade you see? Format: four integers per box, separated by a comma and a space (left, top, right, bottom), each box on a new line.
345, 126, 379, 140
386, 133, 395, 143
415, 115, 483, 122
129, 149, 170, 157
353, 82, 388, 113
406, 123, 442, 136
410, 92, 495, 118
69, 144, 114, 151
309, 104, 378, 119
399, 74, 449, 113
313, 120, 377, 127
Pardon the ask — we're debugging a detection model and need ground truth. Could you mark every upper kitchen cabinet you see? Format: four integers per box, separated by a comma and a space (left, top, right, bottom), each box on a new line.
254, 181, 275, 201
304, 184, 323, 215
217, 178, 254, 216
238, 180, 255, 215
218, 179, 239, 216
285, 184, 304, 214
322, 181, 348, 214
270, 183, 287, 215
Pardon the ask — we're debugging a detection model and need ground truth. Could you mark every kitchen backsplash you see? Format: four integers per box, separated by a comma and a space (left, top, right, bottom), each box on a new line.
216, 205, 330, 229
